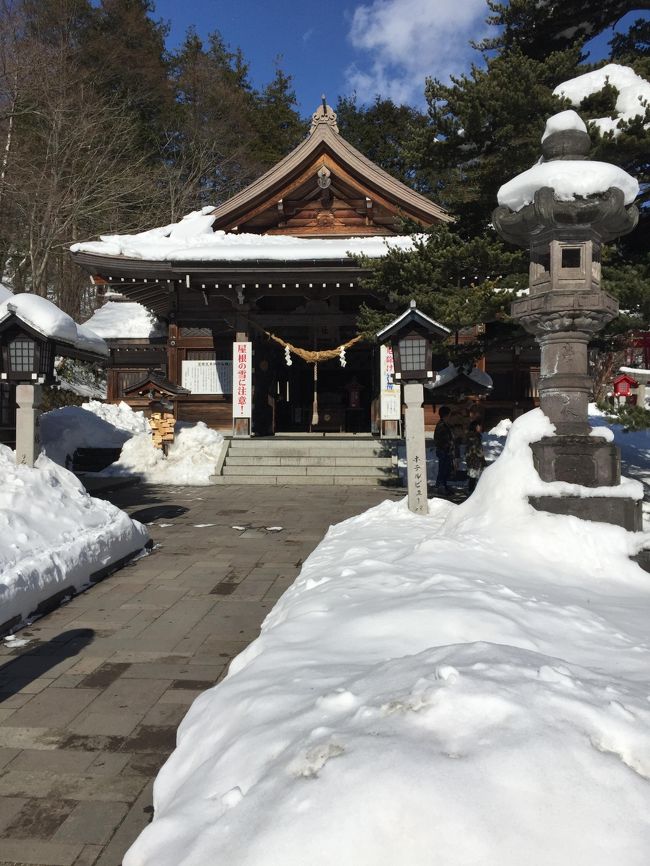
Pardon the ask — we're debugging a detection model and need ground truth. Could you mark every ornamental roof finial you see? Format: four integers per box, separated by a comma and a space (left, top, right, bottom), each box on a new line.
310, 96, 339, 135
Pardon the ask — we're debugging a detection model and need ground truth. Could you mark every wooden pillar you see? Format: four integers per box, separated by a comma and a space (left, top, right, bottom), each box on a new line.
167, 323, 180, 384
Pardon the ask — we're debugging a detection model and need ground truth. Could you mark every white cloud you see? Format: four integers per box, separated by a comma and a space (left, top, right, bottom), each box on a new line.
345, 0, 488, 105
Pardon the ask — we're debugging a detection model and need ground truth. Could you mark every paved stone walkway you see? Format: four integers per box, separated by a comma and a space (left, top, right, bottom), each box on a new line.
0, 483, 401, 866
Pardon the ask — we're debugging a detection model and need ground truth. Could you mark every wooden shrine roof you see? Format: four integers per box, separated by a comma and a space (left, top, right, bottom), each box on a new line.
209, 102, 452, 236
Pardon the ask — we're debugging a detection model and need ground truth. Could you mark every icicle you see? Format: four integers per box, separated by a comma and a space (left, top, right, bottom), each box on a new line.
284, 344, 292, 366
339, 345, 346, 367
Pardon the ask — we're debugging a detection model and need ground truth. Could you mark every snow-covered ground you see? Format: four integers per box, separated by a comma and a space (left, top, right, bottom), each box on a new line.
124, 408, 650, 866
0, 445, 148, 630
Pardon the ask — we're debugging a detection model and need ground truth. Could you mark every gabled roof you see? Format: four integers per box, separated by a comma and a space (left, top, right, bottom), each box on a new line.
123, 370, 190, 397
209, 102, 452, 234
377, 302, 451, 342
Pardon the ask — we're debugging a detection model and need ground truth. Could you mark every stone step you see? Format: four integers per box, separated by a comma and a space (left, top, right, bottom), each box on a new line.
225, 455, 393, 467
227, 445, 390, 458
222, 463, 390, 477
228, 439, 386, 451
212, 474, 401, 486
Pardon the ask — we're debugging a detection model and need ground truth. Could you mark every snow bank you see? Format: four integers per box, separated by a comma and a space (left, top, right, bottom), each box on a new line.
124, 408, 650, 866
104, 422, 224, 485
0, 293, 108, 357
554, 63, 650, 137
40, 400, 149, 466
497, 159, 639, 212
0, 445, 148, 628
71, 208, 418, 263
0, 282, 13, 302
84, 301, 164, 339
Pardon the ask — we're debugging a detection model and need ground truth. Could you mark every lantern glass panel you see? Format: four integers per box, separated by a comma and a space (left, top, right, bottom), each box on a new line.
9, 337, 36, 373
399, 336, 427, 373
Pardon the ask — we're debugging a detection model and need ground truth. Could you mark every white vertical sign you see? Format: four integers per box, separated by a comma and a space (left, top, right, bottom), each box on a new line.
233, 341, 252, 419
380, 344, 401, 421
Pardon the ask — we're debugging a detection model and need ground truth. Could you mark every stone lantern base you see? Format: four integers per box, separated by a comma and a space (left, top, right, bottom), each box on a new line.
530, 494, 642, 531
532, 435, 620, 486
530, 434, 642, 531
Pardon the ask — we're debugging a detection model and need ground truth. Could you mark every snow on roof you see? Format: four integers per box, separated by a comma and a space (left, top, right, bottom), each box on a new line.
553, 63, 650, 137
84, 301, 164, 340
70, 208, 419, 263
541, 109, 588, 142
0, 293, 108, 357
497, 159, 639, 212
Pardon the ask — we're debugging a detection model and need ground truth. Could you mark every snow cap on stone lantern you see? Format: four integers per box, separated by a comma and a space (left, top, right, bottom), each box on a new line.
494, 110, 639, 300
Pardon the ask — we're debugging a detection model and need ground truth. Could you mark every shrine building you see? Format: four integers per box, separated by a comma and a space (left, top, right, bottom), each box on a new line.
72, 101, 538, 437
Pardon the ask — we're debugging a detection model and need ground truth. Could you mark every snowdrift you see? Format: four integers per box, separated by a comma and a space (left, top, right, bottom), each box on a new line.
40, 400, 150, 466
124, 410, 650, 866
0, 445, 149, 629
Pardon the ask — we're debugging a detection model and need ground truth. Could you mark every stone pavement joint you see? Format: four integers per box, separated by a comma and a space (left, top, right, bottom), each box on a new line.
0, 482, 402, 866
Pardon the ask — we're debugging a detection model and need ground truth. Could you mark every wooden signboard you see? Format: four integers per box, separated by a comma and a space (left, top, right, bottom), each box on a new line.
181, 360, 233, 395
380, 345, 401, 421
233, 342, 252, 419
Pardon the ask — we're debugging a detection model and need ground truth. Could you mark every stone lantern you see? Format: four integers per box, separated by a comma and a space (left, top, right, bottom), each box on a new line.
377, 301, 450, 514
493, 110, 640, 529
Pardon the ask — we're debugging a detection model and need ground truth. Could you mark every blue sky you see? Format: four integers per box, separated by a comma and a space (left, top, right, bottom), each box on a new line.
152, 1, 648, 115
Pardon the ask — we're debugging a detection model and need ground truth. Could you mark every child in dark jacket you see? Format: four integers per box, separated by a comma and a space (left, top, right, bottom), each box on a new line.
465, 419, 486, 493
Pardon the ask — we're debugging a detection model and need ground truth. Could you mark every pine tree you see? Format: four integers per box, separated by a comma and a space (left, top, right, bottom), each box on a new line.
359, 3, 650, 357
335, 95, 430, 190
356, 224, 526, 363
77, 0, 172, 147
253, 62, 306, 166
480, 0, 650, 58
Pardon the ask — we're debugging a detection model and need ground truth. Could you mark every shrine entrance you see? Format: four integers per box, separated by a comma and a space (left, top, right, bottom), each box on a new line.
266, 342, 375, 435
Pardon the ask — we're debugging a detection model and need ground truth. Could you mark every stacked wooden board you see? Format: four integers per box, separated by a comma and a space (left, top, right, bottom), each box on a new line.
149, 412, 175, 450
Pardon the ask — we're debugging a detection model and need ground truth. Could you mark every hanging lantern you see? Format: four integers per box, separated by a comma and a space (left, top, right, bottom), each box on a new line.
376, 300, 450, 383
0, 325, 55, 384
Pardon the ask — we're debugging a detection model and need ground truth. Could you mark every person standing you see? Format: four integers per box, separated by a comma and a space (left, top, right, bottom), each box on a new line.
465, 419, 486, 493
433, 405, 455, 494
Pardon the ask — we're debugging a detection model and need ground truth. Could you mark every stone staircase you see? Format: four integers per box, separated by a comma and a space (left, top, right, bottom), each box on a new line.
213, 436, 399, 486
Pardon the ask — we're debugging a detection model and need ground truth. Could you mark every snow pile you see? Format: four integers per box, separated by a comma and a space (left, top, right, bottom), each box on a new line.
125, 408, 650, 866
40, 400, 149, 466
0, 293, 108, 357
84, 301, 165, 340
104, 422, 224, 485
0, 282, 13, 301
0, 445, 148, 628
554, 63, 650, 137
498, 157, 638, 212
540, 108, 588, 140
71, 208, 418, 263
497, 109, 639, 212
